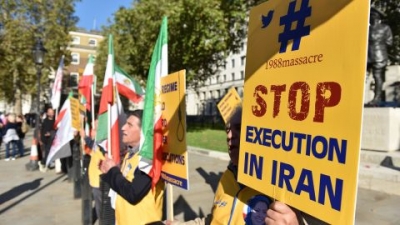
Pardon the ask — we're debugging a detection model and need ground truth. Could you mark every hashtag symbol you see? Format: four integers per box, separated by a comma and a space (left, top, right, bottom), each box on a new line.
278, 0, 311, 53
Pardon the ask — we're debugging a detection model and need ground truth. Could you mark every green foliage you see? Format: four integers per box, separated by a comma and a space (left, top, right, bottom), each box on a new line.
187, 128, 228, 152
94, 0, 268, 89
0, 0, 79, 106
94, 0, 400, 90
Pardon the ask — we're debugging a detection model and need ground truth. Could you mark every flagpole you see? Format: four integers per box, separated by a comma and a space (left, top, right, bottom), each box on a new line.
91, 82, 95, 130
107, 103, 111, 158
166, 183, 174, 220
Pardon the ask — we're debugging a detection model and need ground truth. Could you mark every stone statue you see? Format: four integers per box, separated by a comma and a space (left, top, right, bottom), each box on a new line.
366, 8, 393, 106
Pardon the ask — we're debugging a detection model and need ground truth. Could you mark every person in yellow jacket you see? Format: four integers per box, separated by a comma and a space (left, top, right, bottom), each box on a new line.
83, 119, 105, 223
167, 107, 319, 225
99, 110, 165, 225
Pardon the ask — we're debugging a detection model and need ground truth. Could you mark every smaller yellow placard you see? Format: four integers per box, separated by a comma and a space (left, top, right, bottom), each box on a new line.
217, 87, 242, 124
69, 97, 81, 130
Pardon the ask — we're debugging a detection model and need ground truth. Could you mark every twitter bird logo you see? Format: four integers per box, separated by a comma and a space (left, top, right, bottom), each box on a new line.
261, 10, 274, 28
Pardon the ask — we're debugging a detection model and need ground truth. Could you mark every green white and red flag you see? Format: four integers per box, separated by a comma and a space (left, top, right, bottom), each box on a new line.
115, 65, 144, 103
46, 96, 74, 166
96, 35, 122, 164
139, 17, 168, 189
50, 55, 65, 110
78, 55, 95, 111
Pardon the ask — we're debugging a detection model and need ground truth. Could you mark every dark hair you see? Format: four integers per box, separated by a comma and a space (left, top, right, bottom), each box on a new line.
244, 195, 271, 225
126, 110, 143, 125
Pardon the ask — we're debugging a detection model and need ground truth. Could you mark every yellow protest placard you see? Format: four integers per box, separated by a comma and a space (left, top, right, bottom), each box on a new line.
217, 87, 242, 124
160, 70, 189, 190
238, 0, 369, 224
69, 97, 81, 130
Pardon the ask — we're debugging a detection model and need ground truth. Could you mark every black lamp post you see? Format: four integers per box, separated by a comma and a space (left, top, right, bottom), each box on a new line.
26, 38, 46, 171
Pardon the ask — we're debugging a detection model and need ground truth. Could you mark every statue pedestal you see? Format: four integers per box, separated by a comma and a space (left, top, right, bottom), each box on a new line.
361, 107, 400, 151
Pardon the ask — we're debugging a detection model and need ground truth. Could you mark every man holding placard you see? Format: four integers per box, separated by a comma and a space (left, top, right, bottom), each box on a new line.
168, 90, 308, 224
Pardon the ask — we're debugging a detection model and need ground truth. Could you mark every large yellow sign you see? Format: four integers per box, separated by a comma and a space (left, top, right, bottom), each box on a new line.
160, 70, 189, 190
238, 0, 369, 224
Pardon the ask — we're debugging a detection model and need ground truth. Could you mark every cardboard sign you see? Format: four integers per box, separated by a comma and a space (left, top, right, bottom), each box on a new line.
217, 87, 242, 124
69, 97, 81, 130
160, 70, 189, 190
238, 0, 369, 224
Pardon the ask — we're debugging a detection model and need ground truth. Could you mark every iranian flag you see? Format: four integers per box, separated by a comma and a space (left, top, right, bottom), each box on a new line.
50, 55, 65, 110
46, 97, 74, 166
115, 65, 144, 103
95, 35, 122, 164
78, 55, 95, 111
139, 17, 168, 189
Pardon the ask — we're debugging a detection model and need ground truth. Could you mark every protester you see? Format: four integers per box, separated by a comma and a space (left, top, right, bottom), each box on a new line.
99, 110, 165, 225
167, 107, 307, 225
84, 119, 104, 223
2, 113, 20, 161
39, 108, 55, 172
0, 113, 4, 150
16, 114, 28, 157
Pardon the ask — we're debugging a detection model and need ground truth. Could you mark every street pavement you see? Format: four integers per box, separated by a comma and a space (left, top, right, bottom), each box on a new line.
0, 131, 400, 224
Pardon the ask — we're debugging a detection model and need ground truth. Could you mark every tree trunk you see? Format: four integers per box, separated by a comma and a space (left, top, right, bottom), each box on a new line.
13, 69, 22, 115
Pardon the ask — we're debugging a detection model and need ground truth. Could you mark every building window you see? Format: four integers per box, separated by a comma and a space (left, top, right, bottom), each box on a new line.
88, 39, 97, 46
241, 71, 244, 79
231, 59, 235, 68
238, 87, 243, 97
216, 75, 220, 83
241, 56, 246, 66
72, 36, 80, 44
70, 72, 79, 87
232, 72, 235, 80
71, 53, 80, 65
222, 74, 226, 82
214, 90, 219, 99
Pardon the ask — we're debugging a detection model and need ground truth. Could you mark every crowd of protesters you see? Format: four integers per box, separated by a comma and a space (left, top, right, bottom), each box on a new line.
0, 112, 29, 161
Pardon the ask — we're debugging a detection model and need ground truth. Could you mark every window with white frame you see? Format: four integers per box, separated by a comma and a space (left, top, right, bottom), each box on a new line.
88, 39, 97, 46
238, 87, 243, 97
72, 36, 80, 44
200, 92, 205, 100
71, 53, 80, 65
214, 90, 219, 99
70, 72, 79, 87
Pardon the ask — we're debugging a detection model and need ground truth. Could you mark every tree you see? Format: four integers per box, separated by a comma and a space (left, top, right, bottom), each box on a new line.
0, 0, 79, 114
95, 0, 400, 90
94, 0, 268, 89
